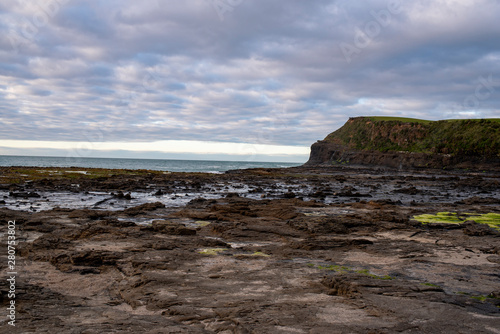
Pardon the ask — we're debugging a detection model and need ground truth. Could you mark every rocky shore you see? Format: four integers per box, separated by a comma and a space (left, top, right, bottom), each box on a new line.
1, 166, 500, 333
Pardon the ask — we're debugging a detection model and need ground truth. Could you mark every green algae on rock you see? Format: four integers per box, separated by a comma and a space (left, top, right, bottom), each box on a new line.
193, 221, 211, 227
413, 212, 500, 230
198, 248, 228, 255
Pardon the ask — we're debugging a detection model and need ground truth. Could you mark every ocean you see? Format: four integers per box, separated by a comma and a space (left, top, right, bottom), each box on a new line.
0, 155, 302, 173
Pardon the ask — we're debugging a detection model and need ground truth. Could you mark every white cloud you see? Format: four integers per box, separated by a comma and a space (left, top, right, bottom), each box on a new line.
0, 0, 499, 161
0, 139, 310, 157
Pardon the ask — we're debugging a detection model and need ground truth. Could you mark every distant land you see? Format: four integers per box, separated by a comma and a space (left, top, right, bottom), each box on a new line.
305, 116, 500, 170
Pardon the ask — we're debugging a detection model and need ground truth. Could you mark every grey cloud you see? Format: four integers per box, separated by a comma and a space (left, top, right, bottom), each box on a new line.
0, 0, 499, 152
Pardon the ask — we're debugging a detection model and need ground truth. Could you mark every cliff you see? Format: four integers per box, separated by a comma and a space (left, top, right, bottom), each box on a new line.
305, 117, 500, 170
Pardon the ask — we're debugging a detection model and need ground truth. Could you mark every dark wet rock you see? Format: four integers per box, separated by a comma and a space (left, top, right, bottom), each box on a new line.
175, 209, 219, 220
288, 217, 351, 234
114, 191, 132, 200
151, 240, 177, 250
462, 221, 499, 236
9, 191, 41, 198
210, 202, 258, 217
31, 236, 73, 250
321, 276, 358, 296
152, 220, 197, 235
311, 189, 333, 198
48, 250, 122, 270
187, 197, 217, 208
54, 265, 101, 275
210, 221, 240, 234
21, 219, 59, 232
424, 223, 464, 230
68, 209, 112, 220
249, 187, 264, 193
239, 224, 302, 238
123, 201, 165, 215
66, 220, 142, 240
71, 250, 122, 267
370, 199, 403, 205
290, 237, 373, 251
197, 238, 230, 248
100, 218, 137, 227
394, 186, 420, 195
456, 196, 500, 205
489, 291, 500, 299
92, 196, 113, 207
335, 187, 372, 197
486, 256, 500, 264
154, 189, 165, 196
267, 207, 299, 220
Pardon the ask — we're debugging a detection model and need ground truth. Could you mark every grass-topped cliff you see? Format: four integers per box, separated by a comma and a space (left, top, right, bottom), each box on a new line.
305, 116, 500, 170
324, 116, 500, 157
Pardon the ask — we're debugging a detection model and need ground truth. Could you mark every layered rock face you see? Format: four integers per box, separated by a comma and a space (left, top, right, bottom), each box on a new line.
305, 117, 500, 171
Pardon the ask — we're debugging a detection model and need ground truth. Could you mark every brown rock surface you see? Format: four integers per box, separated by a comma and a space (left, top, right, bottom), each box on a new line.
0, 166, 499, 333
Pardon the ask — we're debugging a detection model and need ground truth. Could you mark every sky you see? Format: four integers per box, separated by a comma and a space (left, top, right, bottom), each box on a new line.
0, 0, 499, 162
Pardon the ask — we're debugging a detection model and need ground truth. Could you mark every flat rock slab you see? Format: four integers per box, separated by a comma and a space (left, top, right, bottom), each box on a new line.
0, 166, 499, 333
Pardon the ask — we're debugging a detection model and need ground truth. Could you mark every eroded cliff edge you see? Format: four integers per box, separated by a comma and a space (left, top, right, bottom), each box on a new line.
305, 116, 500, 171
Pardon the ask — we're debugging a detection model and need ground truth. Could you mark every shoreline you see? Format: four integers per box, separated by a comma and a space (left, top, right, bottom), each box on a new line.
2, 165, 499, 213
1, 165, 499, 332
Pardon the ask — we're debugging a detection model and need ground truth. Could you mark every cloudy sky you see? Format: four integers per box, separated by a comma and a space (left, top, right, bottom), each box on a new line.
1, 0, 499, 162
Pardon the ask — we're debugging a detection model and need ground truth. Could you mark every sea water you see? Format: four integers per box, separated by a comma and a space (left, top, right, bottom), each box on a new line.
0, 155, 302, 173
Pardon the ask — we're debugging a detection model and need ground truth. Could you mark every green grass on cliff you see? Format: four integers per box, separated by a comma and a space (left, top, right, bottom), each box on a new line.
368, 116, 433, 124
324, 117, 500, 157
